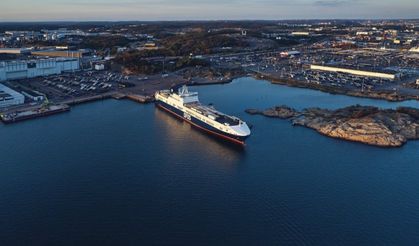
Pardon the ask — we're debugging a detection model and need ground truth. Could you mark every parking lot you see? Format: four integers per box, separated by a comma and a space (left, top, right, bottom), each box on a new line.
11, 71, 125, 102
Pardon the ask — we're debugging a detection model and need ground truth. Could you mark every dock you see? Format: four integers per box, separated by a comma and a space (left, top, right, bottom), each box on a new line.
61, 92, 154, 105
1, 104, 70, 124
61, 92, 116, 106
0, 88, 160, 125
126, 94, 155, 103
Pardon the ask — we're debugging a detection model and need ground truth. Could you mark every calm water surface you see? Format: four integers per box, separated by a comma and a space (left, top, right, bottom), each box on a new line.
1, 77, 419, 245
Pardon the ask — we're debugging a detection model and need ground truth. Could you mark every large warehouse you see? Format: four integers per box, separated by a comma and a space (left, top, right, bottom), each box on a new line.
0, 83, 25, 108
0, 58, 79, 81
310, 64, 398, 80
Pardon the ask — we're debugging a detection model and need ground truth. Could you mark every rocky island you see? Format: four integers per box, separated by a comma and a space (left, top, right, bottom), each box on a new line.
246, 105, 419, 147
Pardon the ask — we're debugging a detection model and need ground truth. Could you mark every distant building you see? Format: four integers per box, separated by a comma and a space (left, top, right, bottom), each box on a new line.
291, 32, 310, 36
0, 47, 88, 58
280, 51, 301, 57
356, 31, 369, 36
144, 43, 158, 50
0, 48, 32, 55
41, 28, 86, 41
409, 47, 419, 53
94, 64, 105, 71
117, 47, 127, 53
31, 50, 85, 58
0, 83, 25, 108
310, 65, 398, 80
21, 90, 44, 101
0, 58, 79, 82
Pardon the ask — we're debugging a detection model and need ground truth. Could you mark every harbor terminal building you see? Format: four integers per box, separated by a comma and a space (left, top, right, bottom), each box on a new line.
0, 58, 80, 82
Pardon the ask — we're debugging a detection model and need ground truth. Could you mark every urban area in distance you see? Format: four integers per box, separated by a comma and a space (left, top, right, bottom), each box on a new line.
1, 20, 418, 146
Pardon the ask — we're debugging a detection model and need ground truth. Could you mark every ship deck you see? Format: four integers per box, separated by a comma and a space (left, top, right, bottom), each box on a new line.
185, 102, 239, 126
156, 90, 240, 126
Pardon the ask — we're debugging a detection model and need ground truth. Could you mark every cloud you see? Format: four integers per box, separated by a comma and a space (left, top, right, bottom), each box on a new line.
314, 0, 360, 7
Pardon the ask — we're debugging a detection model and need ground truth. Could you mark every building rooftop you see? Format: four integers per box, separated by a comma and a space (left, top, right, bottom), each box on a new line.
0, 84, 24, 101
317, 63, 399, 75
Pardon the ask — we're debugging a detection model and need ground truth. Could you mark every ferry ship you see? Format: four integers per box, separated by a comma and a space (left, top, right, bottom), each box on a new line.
155, 85, 251, 145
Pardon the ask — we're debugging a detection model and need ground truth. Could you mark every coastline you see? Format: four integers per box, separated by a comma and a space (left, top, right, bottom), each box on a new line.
2, 73, 418, 125
185, 71, 419, 102
246, 105, 419, 148
253, 73, 419, 102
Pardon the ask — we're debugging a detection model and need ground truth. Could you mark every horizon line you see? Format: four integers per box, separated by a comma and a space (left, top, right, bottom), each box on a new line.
0, 18, 418, 23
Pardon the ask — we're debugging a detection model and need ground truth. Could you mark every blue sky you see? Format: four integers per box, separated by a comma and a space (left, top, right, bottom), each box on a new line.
1, 0, 418, 21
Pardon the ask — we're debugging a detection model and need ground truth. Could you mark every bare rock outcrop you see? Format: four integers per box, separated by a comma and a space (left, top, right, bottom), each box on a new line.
246, 105, 419, 147
245, 105, 298, 119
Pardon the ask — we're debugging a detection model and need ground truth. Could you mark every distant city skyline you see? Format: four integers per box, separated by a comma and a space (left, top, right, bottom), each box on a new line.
1, 0, 418, 21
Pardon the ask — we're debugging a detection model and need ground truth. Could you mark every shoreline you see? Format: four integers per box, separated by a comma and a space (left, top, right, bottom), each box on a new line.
253, 73, 419, 102
246, 105, 419, 148
185, 71, 419, 102
2, 73, 418, 125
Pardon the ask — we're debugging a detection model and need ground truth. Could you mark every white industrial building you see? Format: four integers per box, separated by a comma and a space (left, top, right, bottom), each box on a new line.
0, 58, 79, 81
0, 48, 32, 55
291, 32, 310, 36
410, 47, 419, 53
94, 64, 105, 71
310, 64, 398, 80
0, 83, 25, 108
280, 50, 301, 57
21, 90, 44, 101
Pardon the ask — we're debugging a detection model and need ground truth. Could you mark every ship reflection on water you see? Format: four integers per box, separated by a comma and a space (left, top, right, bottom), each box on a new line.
154, 108, 246, 169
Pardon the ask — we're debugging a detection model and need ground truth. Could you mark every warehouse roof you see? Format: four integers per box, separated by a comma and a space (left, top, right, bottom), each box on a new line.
0, 83, 24, 101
